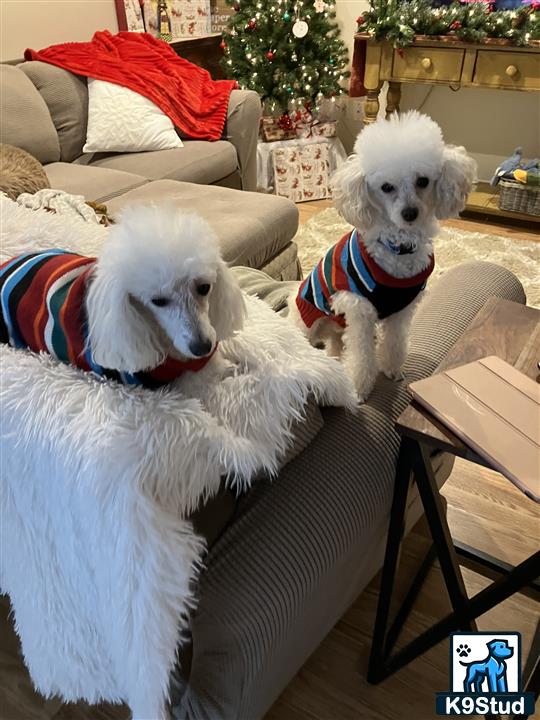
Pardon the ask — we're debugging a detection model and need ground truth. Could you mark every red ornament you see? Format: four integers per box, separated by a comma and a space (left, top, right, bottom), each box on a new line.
531, 0, 540, 9
266, 50, 275, 60
450, 20, 462, 29
356, 15, 365, 25
220, 40, 227, 50
247, 18, 256, 29
397, 48, 405, 58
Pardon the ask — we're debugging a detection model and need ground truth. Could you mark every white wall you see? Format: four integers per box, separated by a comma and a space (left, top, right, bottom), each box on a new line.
334, 0, 540, 181
0, 0, 118, 61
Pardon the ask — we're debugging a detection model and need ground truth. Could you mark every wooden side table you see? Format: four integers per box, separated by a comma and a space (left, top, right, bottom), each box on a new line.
367, 298, 540, 714
359, 34, 540, 124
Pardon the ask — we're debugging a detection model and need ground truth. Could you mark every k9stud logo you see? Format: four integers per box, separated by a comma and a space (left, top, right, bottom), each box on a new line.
436, 632, 535, 716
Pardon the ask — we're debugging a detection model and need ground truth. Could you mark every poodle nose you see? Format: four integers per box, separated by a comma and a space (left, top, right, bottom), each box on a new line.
189, 337, 212, 357
401, 206, 419, 223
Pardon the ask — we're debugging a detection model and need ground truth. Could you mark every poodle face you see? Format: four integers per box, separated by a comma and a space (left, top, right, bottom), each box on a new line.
332, 111, 477, 243
86, 205, 246, 374
130, 261, 218, 360
367, 168, 438, 232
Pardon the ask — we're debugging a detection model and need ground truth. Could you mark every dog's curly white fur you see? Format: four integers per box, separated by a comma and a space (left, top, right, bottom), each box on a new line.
290, 111, 477, 401
86, 204, 246, 375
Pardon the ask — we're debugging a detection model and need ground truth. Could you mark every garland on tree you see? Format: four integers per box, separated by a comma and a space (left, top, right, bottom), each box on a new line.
356, 0, 540, 47
221, 0, 350, 113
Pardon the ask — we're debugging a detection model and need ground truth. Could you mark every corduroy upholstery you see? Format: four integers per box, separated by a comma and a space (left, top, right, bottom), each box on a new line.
174, 261, 526, 720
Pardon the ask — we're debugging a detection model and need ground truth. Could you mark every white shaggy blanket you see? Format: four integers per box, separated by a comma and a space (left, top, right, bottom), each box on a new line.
0, 195, 355, 719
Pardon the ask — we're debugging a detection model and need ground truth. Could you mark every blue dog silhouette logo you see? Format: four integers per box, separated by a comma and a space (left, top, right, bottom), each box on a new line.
459, 638, 513, 693
436, 632, 536, 716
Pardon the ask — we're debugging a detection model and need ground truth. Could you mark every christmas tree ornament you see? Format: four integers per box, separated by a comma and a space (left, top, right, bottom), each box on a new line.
314, 0, 325, 11
247, 18, 257, 29
220, 40, 227, 50
292, 19, 309, 36
233, 2, 240, 10
266, 50, 275, 60
283, 11, 291, 20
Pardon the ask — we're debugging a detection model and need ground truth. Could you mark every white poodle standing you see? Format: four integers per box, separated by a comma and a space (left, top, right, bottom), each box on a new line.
289, 111, 477, 402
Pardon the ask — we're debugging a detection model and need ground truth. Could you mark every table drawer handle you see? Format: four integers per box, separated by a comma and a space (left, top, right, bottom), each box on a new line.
506, 64, 519, 77
421, 57, 432, 70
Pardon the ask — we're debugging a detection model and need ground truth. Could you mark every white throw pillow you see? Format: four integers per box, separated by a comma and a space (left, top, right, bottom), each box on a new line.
83, 78, 183, 153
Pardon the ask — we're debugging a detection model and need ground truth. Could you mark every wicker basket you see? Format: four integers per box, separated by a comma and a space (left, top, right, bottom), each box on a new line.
498, 178, 540, 217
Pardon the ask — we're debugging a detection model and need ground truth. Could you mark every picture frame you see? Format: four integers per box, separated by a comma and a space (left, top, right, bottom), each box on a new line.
115, 0, 146, 32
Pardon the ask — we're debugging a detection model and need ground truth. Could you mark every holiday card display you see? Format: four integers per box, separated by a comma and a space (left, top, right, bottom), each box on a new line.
145, 0, 211, 39
221, 0, 349, 114
272, 142, 332, 202
357, 0, 540, 48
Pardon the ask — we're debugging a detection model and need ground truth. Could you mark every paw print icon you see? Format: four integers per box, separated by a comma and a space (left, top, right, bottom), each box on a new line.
456, 644, 471, 658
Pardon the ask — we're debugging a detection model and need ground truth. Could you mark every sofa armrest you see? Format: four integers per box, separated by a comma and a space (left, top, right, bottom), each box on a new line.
224, 89, 261, 192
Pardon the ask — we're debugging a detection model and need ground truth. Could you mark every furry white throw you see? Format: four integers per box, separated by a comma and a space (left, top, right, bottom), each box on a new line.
0, 195, 355, 718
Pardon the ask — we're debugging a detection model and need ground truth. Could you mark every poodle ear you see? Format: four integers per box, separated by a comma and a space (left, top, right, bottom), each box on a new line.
332, 155, 375, 228
435, 145, 477, 219
208, 260, 246, 341
85, 263, 165, 373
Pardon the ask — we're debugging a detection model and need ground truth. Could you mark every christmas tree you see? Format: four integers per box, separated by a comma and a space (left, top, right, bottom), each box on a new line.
221, 0, 349, 114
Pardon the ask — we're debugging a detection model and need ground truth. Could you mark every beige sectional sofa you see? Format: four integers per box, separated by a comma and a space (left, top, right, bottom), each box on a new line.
1, 61, 302, 280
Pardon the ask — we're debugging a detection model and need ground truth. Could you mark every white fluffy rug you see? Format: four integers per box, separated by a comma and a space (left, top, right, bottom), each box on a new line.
295, 207, 540, 308
0, 196, 355, 719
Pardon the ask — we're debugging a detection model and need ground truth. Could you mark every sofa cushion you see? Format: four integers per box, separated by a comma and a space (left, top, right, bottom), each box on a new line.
19, 61, 88, 163
0, 65, 60, 164
44, 163, 147, 204
82, 141, 238, 185
105, 180, 299, 269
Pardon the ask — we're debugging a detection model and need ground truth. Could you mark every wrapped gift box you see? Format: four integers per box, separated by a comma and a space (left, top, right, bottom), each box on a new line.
272, 142, 331, 202
260, 116, 297, 142
145, 0, 211, 38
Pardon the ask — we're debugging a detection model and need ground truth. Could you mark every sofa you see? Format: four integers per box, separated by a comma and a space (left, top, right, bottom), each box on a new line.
1, 61, 302, 281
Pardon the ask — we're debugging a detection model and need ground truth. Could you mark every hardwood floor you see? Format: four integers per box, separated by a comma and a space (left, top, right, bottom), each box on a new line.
1, 200, 538, 720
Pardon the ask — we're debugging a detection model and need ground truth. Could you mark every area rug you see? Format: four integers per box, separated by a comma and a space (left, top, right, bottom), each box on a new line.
295, 207, 540, 308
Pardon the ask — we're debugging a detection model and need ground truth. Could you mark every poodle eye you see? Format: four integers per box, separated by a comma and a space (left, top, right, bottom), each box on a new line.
151, 296, 170, 307
416, 176, 429, 188
381, 183, 395, 193
196, 283, 211, 296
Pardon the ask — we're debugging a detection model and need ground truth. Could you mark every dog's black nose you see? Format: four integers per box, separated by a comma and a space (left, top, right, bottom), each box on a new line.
189, 338, 212, 357
401, 206, 419, 223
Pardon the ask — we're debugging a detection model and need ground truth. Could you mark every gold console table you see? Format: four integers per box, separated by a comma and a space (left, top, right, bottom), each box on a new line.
359, 34, 540, 124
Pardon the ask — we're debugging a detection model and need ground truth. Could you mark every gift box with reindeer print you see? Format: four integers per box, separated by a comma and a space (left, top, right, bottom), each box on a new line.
271, 142, 331, 203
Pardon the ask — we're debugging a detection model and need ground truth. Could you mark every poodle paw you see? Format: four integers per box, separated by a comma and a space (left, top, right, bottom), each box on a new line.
353, 375, 376, 404
381, 365, 405, 382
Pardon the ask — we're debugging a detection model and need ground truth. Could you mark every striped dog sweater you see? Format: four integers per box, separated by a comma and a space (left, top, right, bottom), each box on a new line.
0, 250, 214, 388
296, 229, 435, 328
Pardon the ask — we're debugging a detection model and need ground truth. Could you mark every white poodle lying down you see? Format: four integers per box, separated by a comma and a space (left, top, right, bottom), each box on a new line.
0, 205, 246, 387
289, 111, 477, 402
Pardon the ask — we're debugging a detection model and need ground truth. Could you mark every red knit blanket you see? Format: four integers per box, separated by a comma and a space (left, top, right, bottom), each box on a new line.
25, 31, 237, 141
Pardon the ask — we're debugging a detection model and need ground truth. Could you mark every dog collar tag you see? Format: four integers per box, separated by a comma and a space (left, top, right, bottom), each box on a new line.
378, 238, 417, 255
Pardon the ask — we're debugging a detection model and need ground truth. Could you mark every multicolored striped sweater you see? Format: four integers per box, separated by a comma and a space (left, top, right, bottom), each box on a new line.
296, 229, 435, 328
0, 250, 214, 388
